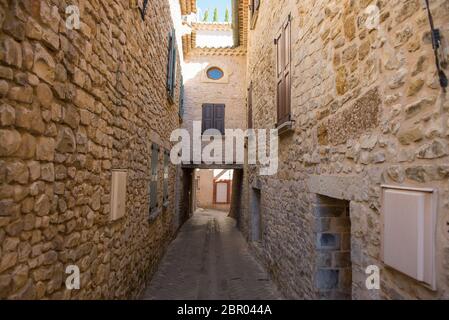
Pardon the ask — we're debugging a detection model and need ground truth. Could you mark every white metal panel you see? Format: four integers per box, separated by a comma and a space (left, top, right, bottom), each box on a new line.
111, 170, 127, 221
381, 186, 436, 290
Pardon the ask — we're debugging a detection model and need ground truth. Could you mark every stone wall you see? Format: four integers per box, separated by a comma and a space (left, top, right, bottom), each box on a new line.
183, 54, 247, 136
243, 0, 449, 299
0, 0, 182, 299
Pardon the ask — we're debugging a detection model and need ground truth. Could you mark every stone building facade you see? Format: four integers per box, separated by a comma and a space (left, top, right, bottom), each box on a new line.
183, 53, 247, 139
180, 8, 248, 222
1, 0, 449, 301
181, 3, 248, 150
0, 0, 183, 299
239, 0, 449, 300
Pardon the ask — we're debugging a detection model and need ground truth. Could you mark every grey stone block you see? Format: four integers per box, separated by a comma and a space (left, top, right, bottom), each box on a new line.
333, 251, 351, 268
317, 251, 332, 268
316, 269, 339, 289
317, 233, 341, 250
339, 268, 352, 289
314, 205, 346, 217
314, 218, 330, 232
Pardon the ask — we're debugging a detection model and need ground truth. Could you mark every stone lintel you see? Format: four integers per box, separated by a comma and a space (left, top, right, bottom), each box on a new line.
308, 175, 369, 202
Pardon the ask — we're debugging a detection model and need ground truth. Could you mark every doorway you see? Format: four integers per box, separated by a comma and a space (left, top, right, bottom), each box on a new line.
194, 169, 234, 212
314, 195, 352, 300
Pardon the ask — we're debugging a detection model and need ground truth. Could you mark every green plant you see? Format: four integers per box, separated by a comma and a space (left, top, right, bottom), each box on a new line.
225, 7, 230, 22
203, 9, 209, 22
213, 8, 219, 22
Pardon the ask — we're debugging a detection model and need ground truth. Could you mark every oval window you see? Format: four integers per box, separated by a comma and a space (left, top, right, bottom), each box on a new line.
206, 67, 224, 80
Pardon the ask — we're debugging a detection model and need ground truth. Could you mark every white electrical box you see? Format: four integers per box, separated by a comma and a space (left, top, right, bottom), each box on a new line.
381, 185, 437, 290
110, 170, 127, 221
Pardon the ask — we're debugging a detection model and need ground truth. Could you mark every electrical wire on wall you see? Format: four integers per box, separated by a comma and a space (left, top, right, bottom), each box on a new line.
425, 0, 448, 91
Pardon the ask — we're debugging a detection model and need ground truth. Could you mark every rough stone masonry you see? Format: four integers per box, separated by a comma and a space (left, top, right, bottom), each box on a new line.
240, 0, 449, 300
0, 0, 181, 299
1, 0, 449, 301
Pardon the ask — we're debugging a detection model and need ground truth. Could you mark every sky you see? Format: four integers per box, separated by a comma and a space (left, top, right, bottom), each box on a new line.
196, 0, 232, 22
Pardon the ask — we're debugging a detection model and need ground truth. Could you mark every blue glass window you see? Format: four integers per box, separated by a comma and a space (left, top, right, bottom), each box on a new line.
207, 67, 224, 80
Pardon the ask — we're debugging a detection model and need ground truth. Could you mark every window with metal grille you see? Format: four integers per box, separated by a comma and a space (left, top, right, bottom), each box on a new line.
150, 143, 159, 214
163, 150, 170, 205
179, 78, 185, 118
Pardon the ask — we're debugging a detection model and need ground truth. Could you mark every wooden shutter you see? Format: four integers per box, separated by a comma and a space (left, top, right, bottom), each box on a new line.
202, 104, 214, 133
214, 104, 225, 135
150, 144, 159, 212
276, 14, 291, 126
167, 31, 173, 92
163, 151, 169, 203
167, 29, 176, 101
202, 104, 225, 134
248, 83, 253, 129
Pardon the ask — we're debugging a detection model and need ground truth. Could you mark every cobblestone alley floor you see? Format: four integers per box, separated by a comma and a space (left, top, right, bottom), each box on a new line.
142, 210, 283, 300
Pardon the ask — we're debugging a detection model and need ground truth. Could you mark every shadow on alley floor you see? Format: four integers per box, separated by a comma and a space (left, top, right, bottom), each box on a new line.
142, 210, 283, 300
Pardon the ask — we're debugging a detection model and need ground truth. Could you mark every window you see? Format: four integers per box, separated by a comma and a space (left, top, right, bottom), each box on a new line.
206, 67, 224, 80
163, 150, 170, 206
247, 82, 253, 129
275, 14, 291, 127
250, 0, 260, 29
167, 28, 177, 102
179, 77, 185, 118
202, 104, 225, 135
149, 143, 159, 214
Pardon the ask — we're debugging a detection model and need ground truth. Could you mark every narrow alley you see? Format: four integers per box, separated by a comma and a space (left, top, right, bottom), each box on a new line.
142, 210, 282, 300
0, 0, 448, 302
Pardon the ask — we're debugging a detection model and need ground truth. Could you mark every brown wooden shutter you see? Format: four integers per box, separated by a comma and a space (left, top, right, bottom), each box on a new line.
202, 104, 225, 134
248, 83, 253, 129
202, 104, 214, 133
276, 14, 291, 126
284, 15, 291, 121
214, 104, 225, 135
